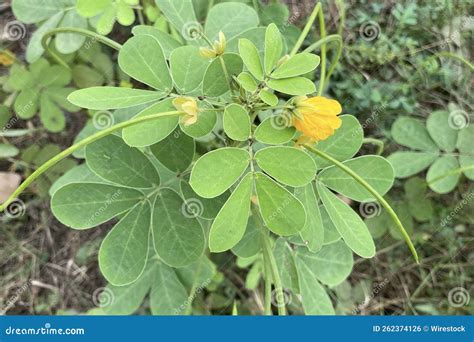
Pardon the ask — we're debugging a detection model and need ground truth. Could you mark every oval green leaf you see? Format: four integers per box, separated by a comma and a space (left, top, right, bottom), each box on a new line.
267, 77, 316, 96
51, 183, 143, 229
209, 173, 253, 252
68, 87, 166, 110
271, 53, 320, 79
255, 146, 316, 187
223, 104, 251, 141
316, 183, 375, 258
391, 117, 438, 152
122, 99, 178, 147
319, 156, 394, 202
99, 201, 151, 286
255, 172, 306, 236
152, 189, 205, 267
118, 35, 172, 91
295, 240, 353, 287
264, 23, 283, 75
238, 38, 264, 81
254, 116, 296, 145
150, 128, 195, 173
86, 135, 160, 188
295, 183, 323, 252
190, 148, 250, 198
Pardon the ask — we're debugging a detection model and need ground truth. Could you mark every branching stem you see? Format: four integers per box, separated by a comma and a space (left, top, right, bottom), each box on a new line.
0, 111, 184, 211
303, 144, 419, 263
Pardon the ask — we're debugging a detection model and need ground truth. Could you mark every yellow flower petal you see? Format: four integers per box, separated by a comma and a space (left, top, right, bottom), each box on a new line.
174, 97, 199, 126
293, 96, 343, 142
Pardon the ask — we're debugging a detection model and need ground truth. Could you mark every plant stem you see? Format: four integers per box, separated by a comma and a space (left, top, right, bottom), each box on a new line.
41, 28, 123, 69
427, 165, 474, 185
255, 105, 293, 111
261, 232, 286, 316
363, 138, 385, 155
316, 4, 327, 96
303, 144, 419, 263
304, 34, 343, 85
290, 2, 321, 57
0, 111, 184, 211
263, 255, 273, 315
432, 51, 474, 71
219, 56, 236, 95
251, 205, 287, 315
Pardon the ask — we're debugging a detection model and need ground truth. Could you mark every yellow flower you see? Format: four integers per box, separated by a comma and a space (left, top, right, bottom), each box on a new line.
173, 97, 199, 126
199, 31, 226, 59
0, 50, 15, 66
293, 96, 343, 142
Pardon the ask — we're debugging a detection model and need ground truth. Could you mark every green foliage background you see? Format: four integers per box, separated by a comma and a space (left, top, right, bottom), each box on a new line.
0, 0, 472, 316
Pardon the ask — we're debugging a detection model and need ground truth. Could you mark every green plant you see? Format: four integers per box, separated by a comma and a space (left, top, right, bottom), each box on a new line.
4, 58, 79, 132
387, 110, 473, 194
1, 1, 419, 316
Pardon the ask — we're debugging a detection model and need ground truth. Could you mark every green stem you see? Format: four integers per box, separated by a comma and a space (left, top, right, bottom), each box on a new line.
303, 144, 419, 263
251, 204, 286, 315
263, 255, 273, 315
41, 28, 123, 69
184, 258, 204, 315
0, 111, 184, 211
427, 165, 474, 185
303, 34, 343, 85
261, 232, 286, 315
316, 5, 327, 96
290, 2, 321, 57
363, 138, 385, 155
252, 205, 286, 316
335, 0, 346, 37
255, 105, 293, 111
431, 51, 474, 71
219, 56, 235, 95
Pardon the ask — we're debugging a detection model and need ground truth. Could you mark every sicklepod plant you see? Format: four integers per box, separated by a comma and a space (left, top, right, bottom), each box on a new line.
1, 1, 418, 315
